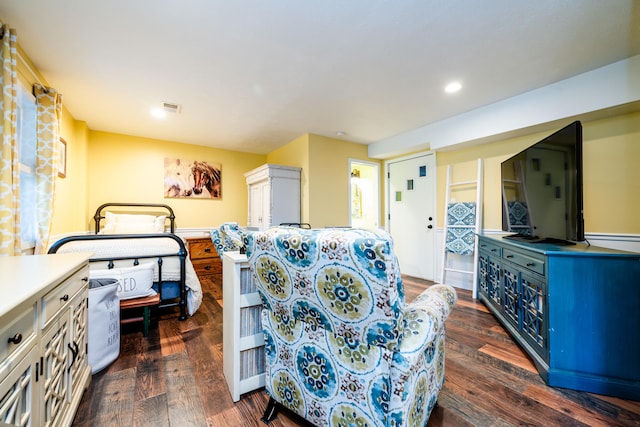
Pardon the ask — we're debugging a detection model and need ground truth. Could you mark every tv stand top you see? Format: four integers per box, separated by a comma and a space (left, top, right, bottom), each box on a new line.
503, 234, 575, 246
479, 233, 639, 257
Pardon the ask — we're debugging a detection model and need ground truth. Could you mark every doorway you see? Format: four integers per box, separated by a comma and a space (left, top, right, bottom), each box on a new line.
349, 159, 380, 229
386, 153, 436, 280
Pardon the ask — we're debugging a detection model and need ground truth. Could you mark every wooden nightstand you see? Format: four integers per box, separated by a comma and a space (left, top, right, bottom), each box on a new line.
186, 236, 222, 285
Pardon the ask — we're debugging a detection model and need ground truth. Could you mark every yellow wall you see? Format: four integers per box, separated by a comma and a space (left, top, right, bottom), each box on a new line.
582, 112, 640, 233
436, 111, 640, 234
86, 131, 265, 230
267, 134, 382, 228
50, 115, 90, 235
307, 134, 380, 228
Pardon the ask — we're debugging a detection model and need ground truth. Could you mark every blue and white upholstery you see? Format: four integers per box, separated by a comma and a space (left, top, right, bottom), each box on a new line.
210, 222, 246, 255
246, 227, 457, 426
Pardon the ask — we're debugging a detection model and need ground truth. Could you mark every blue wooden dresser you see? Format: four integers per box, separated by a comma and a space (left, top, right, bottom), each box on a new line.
477, 233, 640, 400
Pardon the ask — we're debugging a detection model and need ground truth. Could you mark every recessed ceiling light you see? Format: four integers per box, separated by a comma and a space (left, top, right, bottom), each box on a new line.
444, 81, 462, 94
151, 108, 166, 119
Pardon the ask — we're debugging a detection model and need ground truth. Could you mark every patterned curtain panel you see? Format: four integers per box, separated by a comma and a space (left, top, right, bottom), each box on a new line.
33, 84, 62, 254
0, 22, 19, 256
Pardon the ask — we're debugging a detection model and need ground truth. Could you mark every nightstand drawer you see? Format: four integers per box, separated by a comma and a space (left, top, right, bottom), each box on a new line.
192, 258, 222, 276
189, 240, 218, 260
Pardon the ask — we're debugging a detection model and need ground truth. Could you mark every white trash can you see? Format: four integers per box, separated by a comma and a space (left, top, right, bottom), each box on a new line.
88, 278, 120, 374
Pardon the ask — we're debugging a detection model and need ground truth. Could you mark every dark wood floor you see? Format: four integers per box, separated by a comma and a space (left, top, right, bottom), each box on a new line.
72, 275, 640, 427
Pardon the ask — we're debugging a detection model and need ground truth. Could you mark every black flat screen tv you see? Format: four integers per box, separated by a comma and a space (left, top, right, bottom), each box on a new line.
501, 120, 584, 244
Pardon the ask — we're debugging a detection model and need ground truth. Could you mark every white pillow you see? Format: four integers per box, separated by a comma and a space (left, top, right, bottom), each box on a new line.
99, 212, 166, 234
90, 263, 157, 300
113, 222, 157, 234
154, 215, 167, 232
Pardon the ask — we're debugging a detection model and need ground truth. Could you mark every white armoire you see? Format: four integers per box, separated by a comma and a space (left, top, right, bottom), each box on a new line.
244, 164, 301, 229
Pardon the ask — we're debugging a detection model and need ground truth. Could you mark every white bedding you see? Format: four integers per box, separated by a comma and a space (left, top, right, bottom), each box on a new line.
53, 235, 202, 316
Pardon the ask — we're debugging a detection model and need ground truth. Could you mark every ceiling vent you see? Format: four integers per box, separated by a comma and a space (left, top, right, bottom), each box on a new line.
162, 102, 182, 115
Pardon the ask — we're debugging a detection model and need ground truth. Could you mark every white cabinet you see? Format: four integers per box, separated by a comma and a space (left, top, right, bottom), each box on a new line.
244, 164, 301, 229
222, 252, 265, 401
0, 302, 37, 426
0, 253, 91, 427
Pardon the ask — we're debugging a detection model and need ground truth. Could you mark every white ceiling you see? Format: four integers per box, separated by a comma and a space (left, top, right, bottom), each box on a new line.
1, 1, 639, 155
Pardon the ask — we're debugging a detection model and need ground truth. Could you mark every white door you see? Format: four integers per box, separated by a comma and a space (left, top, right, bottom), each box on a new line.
248, 182, 266, 228
387, 153, 436, 280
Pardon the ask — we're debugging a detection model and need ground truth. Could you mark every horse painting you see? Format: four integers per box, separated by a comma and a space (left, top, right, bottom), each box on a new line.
191, 160, 221, 198
164, 158, 222, 199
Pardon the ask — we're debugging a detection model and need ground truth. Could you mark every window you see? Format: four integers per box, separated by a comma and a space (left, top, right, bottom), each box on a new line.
17, 83, 37, 248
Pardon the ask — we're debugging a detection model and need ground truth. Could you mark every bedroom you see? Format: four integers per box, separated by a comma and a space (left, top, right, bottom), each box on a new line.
1, 1, 640, 426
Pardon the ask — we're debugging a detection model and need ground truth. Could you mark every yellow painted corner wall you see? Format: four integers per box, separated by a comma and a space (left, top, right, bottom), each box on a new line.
582, 111, 640, 233
50, 114, 90, 235
436, 111, 640, 234
307, 134, 380, 228
266, 134, 310, 223
87, 131, 265, 230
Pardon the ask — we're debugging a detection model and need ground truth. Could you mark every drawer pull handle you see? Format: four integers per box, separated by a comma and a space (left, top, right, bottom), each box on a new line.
60, 294, 69, 302
491, 249, 497, 252
204, 265, 211, 270
8, 333, 22, 345
82, 276, 89, 282
526, 262, 535, 267
204, 248, 211, 253
506, 255, 513, 258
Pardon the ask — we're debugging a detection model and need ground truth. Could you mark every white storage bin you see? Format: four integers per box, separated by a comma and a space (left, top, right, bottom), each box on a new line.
88, 278, 120, 374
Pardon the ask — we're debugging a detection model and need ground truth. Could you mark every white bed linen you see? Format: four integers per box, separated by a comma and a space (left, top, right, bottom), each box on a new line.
53, 236, 202, 316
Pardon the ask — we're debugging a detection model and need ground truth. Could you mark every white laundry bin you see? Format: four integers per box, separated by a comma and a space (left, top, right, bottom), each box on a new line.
88, 278, 120, 374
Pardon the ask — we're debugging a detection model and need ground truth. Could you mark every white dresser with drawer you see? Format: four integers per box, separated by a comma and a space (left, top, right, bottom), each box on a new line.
0, 253, 92, 427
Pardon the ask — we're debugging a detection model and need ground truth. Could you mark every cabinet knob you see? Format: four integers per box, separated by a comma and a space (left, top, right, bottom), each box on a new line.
204, 247, 211, 253
8, 333, 22, 345
427, 225, 433, 229
60, 294, 69, 302
204, 265, 211, 271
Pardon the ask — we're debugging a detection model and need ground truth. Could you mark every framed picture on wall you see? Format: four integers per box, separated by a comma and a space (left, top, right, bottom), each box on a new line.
58, 137, 67, 178
164, 157, 222, 199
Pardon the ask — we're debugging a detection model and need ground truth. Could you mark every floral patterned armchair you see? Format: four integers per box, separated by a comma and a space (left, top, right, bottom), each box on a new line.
246, 227, 457, 426
210, 222, 246, 255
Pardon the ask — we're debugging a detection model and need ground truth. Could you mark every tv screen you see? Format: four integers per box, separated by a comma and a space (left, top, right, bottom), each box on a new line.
501, 121, 584, 244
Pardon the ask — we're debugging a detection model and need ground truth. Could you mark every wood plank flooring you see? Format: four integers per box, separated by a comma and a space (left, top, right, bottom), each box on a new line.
72, 275, 640, 427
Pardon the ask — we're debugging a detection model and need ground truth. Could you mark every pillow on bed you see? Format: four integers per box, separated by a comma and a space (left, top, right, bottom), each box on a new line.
90, 263, 157, 300
100, 212, 166, 234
